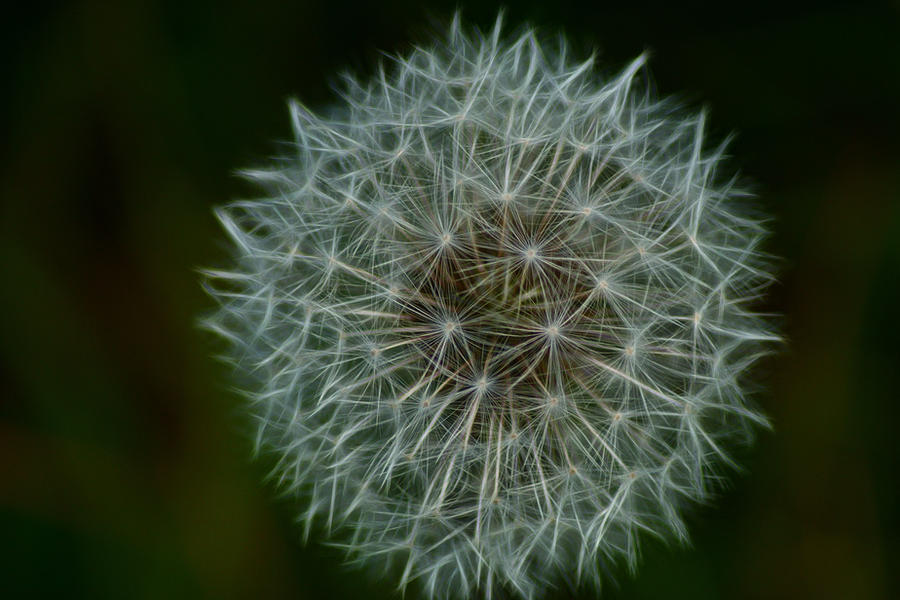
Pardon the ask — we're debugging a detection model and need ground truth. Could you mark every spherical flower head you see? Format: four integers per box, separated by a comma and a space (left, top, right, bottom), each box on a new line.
204, 13, 778, 600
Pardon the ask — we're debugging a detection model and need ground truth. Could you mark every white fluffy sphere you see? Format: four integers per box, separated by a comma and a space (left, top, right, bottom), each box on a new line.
205, 14, 777, 599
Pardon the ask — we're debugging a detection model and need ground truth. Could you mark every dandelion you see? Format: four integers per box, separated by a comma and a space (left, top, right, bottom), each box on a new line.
203, 13, 778, 599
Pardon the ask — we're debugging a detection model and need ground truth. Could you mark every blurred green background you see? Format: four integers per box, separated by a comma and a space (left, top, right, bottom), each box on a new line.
2, 1, 898, 598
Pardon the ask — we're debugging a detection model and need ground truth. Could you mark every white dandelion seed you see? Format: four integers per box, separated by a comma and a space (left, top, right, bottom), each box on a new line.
203, 12, 778, 600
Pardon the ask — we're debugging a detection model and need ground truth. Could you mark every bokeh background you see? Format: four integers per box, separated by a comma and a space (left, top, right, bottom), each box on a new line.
2, 1, 898, 598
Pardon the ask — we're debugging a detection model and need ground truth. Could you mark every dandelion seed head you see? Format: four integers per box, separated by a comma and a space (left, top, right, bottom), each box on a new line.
203, 12, 778, 600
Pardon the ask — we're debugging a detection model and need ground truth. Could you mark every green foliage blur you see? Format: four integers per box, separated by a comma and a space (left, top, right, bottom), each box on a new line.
2, 1, 898, 598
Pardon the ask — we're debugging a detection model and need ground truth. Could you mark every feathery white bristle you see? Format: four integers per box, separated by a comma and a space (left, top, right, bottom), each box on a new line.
203, 13, 777, 599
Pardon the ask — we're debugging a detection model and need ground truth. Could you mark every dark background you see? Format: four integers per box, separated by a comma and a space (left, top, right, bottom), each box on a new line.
2, 1, 898, 598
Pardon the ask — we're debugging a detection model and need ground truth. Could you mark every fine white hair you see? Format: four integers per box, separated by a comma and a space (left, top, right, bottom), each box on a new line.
204, 12, 777, 599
